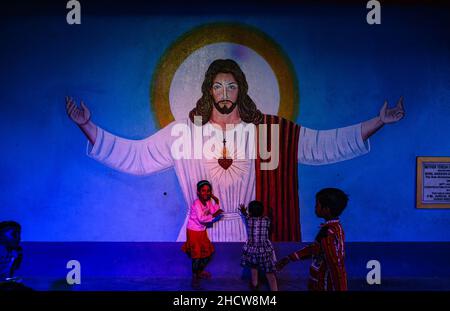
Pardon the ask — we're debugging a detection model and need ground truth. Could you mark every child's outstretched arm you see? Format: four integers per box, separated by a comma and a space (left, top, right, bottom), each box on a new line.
238, 204, 249, 227
212, 209, 223, 218
320, 235, 348, 291
276, 243, 320, 271
210, 194, 223, 217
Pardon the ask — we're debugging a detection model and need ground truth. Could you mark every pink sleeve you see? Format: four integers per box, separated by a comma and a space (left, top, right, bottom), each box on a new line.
193, 201, 213, 224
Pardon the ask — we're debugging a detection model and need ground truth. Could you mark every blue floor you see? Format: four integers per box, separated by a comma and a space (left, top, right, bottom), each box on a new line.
12, 242, 450, 291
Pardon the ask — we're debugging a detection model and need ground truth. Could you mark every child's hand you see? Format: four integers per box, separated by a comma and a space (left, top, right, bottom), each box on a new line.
212, 209, 224, 218
238, 204, 247, 215
212, 214, 223, 223
211, 194, 220, 205
275, 257, 290, 271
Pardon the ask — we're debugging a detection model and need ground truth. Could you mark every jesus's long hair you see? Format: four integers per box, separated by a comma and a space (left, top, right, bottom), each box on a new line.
189, 59, 263, 125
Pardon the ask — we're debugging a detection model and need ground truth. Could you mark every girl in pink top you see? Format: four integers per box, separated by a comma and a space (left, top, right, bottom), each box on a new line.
182, 180, 223, 289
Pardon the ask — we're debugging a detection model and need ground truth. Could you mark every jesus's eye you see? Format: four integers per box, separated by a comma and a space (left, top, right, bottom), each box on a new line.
227, 83, 238, 91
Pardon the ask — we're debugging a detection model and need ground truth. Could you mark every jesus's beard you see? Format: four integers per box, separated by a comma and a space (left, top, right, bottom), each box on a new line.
214, 100, 238, 115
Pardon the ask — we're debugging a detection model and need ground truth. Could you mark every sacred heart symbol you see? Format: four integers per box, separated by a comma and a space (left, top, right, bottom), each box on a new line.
218, 158, 233, 170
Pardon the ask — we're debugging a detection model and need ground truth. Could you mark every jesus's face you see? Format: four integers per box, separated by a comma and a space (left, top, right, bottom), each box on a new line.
211, 72, 239, 115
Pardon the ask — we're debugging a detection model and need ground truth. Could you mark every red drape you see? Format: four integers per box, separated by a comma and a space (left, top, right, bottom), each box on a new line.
255, 115, 301, 241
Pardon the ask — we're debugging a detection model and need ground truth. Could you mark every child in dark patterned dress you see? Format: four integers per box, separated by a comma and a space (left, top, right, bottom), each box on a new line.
239, 200, 278, 291
276, 188, 349, 291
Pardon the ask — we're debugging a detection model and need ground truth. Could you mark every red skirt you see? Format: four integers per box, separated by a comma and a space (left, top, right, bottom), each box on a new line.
182, 229, 214, 259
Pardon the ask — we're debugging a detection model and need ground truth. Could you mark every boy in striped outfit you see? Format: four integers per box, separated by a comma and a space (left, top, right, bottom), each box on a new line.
276, 188, 348, 291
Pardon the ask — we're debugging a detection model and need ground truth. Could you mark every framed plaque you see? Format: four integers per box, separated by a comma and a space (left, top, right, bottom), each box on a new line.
416, 157, 450, 208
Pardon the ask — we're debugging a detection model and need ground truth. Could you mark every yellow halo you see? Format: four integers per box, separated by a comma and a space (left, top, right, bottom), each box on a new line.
150, 22, 299, 128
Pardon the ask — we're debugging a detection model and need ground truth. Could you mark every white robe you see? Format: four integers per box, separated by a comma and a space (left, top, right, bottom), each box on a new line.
87, 119, 370, 242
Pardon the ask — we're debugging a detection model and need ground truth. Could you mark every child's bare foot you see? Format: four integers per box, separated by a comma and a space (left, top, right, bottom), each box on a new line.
198, 271, 212, 279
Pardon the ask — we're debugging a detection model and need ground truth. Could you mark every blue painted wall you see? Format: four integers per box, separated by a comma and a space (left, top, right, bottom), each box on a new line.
0, 3, 449, 241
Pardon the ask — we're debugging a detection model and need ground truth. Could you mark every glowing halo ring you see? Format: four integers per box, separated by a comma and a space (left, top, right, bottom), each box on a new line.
150, 23, 299, 128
